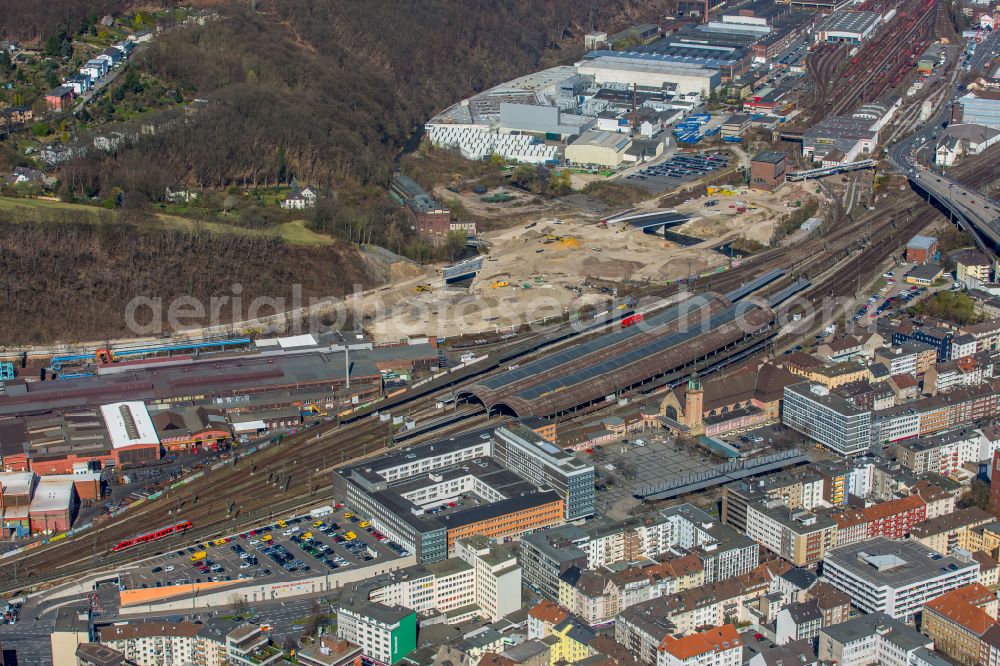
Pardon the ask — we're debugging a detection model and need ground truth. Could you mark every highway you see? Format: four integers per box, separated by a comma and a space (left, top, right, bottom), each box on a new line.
888, 29, 1000, 253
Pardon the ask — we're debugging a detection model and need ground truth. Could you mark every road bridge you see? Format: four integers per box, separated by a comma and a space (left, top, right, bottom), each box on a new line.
618, 210, 692, 236
908, 169, 1000, 254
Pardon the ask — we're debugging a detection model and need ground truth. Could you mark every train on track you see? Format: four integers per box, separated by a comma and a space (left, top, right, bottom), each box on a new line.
112, 520, 193, 552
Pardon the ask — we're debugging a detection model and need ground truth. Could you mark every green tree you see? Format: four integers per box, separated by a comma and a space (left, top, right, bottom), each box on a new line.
548, 169, 572, 195
446, 230, 467, 261
277, 147, 287, 184
31, 122, 51, 137
511, 164, 537, 189
44, 32, 63, 57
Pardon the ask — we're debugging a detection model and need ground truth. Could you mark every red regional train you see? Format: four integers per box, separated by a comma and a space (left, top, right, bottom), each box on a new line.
112, 520, 193, 552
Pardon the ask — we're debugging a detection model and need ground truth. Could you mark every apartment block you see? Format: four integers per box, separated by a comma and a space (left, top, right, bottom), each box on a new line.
658, 624, 742, 666
910, 507, 995, 555
821, 538, 980, 620
897, 428, 981, 475
744, 502, 836, 566
818, 612, 935, 666
922, 584, 999, 666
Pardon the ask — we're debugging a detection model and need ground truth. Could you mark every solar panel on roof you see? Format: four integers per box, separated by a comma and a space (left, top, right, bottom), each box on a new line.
477, 295, 715, 392
724, 269, 784, 302
514, 304, 756, 401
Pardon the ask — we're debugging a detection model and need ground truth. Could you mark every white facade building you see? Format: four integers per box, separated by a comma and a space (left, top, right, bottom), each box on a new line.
821, 538, 979, 621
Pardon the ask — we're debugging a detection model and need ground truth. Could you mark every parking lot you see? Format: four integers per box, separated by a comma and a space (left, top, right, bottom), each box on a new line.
623, 151, 731, 192
577, 432, 717, 520
123, 508, 408, 592
845, 267, 940, 329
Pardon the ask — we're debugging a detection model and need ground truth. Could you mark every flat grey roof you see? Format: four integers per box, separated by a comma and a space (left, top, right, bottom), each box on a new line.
816, 9, 881, 35
821, 611, 928, 652
825, 537, 976, 587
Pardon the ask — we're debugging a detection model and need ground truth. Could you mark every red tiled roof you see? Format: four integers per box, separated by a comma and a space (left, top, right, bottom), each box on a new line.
659, 624, 741, 659
925, 584, 998, 637
528, 599, 569, 625
861, 494, 924, 522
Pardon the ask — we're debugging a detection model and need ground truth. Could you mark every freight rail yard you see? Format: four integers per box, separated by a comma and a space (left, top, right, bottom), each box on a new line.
4, 0, 1000, 663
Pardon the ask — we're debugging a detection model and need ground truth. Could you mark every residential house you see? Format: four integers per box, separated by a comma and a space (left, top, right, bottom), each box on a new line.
775, 601, 822, 646
818, 612, 935, 666
550, 615, 598, 664
6, 167, 47, 187
922, 583, 999, 666
527, 600, 570, 640
657, 624, 742, 666
45, 86, 74, 112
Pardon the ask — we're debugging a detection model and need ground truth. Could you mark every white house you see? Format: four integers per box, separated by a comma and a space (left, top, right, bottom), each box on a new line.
81, 59, 107, 80
280, 186, 318, 210
935, 124, 1000, 166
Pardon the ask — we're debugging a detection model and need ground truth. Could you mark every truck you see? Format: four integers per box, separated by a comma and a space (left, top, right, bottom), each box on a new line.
190, 551, 207, 562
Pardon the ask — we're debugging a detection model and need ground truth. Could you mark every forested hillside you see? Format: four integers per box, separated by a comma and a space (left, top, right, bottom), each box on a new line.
0, 213, 373, 342
2, 0, 670, 342
76, 0, 669, 191
0, 1, 146, 42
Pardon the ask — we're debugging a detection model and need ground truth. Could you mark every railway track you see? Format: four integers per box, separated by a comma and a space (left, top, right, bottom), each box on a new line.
828, 0, 937, 116
1, 172, 960, 596
0, 404, 498, 593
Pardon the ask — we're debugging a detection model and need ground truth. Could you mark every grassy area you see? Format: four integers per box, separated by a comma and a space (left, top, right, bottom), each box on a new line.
0, 197, 334, 246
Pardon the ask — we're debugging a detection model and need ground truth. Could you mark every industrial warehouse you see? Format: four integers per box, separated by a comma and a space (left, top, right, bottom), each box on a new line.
0, 334, 445, 523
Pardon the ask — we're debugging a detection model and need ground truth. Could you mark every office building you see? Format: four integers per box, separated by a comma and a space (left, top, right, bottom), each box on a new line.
334, 426, 570, 563
782, 383, 872, 456
491, 425, 594, 521
336, 601, 416, 666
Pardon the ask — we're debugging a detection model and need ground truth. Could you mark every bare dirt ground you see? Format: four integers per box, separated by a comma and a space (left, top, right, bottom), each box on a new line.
357, 182, 820, 342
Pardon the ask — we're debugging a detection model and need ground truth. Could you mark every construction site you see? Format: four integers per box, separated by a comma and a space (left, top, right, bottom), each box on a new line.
363, 183, 822, 342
